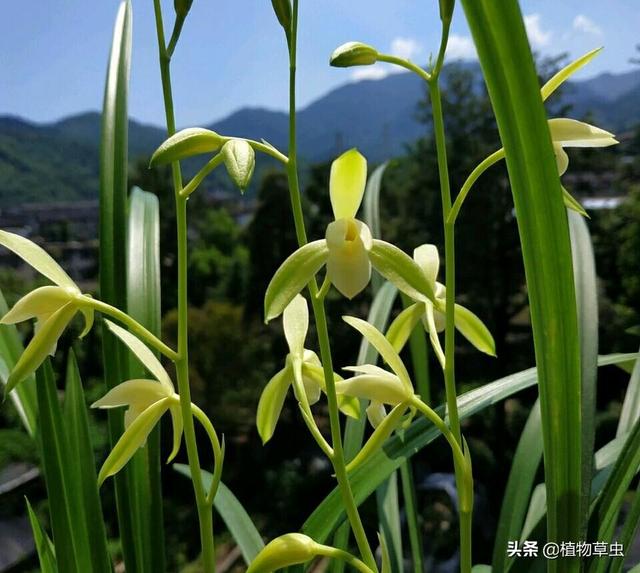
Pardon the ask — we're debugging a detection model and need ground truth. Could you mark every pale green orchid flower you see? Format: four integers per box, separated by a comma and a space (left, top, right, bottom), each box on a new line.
257, 294, 359, 444
0, 230, 94, 393
387, 244, 496, 369
92, 320, 183, 485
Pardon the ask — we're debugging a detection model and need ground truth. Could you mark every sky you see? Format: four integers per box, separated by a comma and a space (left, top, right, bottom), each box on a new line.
2, 0, 639, 127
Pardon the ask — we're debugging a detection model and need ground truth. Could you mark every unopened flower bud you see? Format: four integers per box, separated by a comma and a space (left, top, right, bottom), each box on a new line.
330, 42, 378, 67
174, 0, 193, 19
439, 0, 454, 23
271, 0, 292, 34
222, 139, 255, 192
247, 533, 319, 573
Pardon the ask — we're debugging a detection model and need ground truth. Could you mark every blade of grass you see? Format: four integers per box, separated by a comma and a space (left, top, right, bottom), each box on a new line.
399, 455, 423, 573
492, 400, 542, 572
302, 354, 630, 546
63, 352, 112, 573
609, 480, 640, 573
364, 162, 389, 293
36, 360, 92, 573
0, 288, 37, 435
460, 2, 582, 567
617, 343, 640, 437
174, 465, 265, 564
98, 2, 139, 571
126, 186, 165, 572
26, 497, 58, 573
568, 210, 599, 541
376, 472, 403, 573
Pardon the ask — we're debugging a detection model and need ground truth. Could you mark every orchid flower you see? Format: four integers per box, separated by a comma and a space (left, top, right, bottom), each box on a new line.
257, 294, 359, 444
92, 320, 183, 485
264, 151, 439, 322
386, 244, 496, 369
0, 230, 94, 393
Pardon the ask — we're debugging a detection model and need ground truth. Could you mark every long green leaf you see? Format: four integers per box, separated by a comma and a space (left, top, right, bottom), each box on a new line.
363, 162, 389, 292
492, 400, 542, 572
98, 2, 138, 571
568, 210, 599, 541
64, 352, 112, 573
26, 497, 58, 573
617, 343, 640, 437
36, 361, 92, 573
126, 186, 165, 572
174, 465, 265, 564
302, 354, 632, 546
609, 480, 640, 573
460, 2, 582, 567
0, 288, 37, 435
588, 415, 640, 573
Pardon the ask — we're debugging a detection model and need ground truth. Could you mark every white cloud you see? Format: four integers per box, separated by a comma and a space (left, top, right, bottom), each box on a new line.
524, 13, 552, 48
390, 37, 422, 60
351, 67, 389, 81
572, 14, 602, 36
446, 35, 477, 61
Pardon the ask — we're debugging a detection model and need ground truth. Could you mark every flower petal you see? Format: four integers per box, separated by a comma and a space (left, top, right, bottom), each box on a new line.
98, 398, 170, 486
330, 148, 367, 220
256, 367, 292, 444
167, 403, 183, 463
0, 231, 78, 290
413, 244, 440, 287
283, 294, 308, 359
264, 240, 329, 322
366, 400, 387, 428
5, 303, 76, 395
386, 302, 424, 352
78, 306, 94, 339
301, 361, 360, 418
423, 302, 445, 369
554, 142, 569, 176
343, 315, 413, 391
335, 373, 410, 406
91, 379, 168, 410
454, 304, 496, 356
326, 220, 372, 299
541, 48, 602, 102
1, 286, 74, 325
105, 320, 173, 392
549, 118, 618, 148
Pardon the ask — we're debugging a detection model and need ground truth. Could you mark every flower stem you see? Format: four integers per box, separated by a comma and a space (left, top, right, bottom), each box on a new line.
152, 1, 216, 570
284, 1, 376, 569
429, 33, 473, 570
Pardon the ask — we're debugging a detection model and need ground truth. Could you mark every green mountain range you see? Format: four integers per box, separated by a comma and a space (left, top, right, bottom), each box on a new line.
1, 65, 639, 206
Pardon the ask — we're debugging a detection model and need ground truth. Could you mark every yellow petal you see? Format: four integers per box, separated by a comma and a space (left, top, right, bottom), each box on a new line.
325, 219, 372, 299
329, 148, 367, 220
78, 306, 94, 339
283, 294, 308, 359
300, 360, 360, 418
91, 379, 168, 411
423, 302, 445, 369
167, 403, 183, 463
5, 303, 76, 394
1, 286, 73, 325
246, 533, 319, 573
105, 320, 173, 393
554, 142, 569, 176
98, 398, 170, 486
256, 367, 292, 444
549, 118, 618, 148
335, 372, 410, 406
0, 230, 78, 290
413, 244, 440, 286
366, 400, 387, 428
541, 48, 602, 102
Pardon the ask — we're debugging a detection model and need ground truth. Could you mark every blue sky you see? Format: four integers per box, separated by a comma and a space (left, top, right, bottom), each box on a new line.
2, 0, 639, 127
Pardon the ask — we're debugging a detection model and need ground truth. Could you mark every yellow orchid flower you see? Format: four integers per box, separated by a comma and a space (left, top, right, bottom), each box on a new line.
257, 295, 359, 444
386, 244, 496, 368
0, 230, 94, 393
92, 320, 183, 485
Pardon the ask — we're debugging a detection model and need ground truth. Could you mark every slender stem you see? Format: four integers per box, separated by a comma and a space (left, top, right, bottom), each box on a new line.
180, 153, 225, 198
285, 1, 376, 569
399, 457, 424, 573
152, 2, 216, 571
429, 27, 473, 567
81, 297, 178, 361
316, 546, 377, 573
376, 54, 431, 82
167, 16, 185, 58
447, 148, 505, 224
243, 138, 289, 165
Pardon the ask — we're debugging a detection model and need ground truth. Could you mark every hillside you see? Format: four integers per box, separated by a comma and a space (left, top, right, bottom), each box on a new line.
1, 64, 639, 206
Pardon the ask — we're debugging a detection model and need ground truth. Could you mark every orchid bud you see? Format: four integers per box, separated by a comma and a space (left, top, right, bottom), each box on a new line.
222, 139, 255, 192
247, 533, 319, 573
174, 0, 193, 19
270, 0, 292, 34
330, 42, 378, 67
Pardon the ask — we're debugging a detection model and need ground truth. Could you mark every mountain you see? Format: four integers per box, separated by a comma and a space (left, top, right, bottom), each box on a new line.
1, 65, 639, 206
